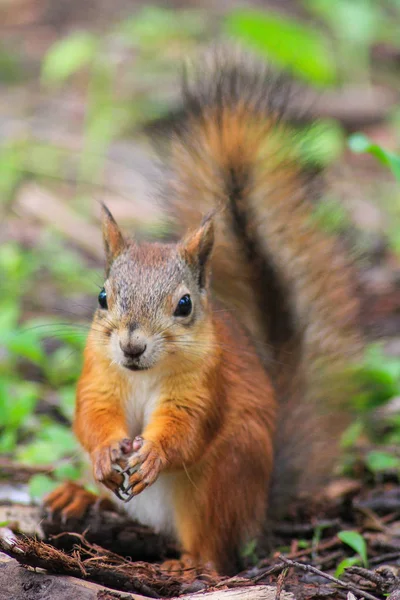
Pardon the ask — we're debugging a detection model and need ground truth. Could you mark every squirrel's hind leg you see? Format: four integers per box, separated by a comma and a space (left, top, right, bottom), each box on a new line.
161, 554, 218, 582
43, 481, 113, 521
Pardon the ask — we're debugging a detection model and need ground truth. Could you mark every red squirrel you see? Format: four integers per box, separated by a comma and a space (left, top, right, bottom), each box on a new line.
45, 48, 361, 575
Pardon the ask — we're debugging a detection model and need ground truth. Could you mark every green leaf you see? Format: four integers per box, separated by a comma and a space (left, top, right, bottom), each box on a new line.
6, 381, 39, 428
349, 133, 400, 181
335, 555, 361, 578
17, 424, 78, 465
17, 440, 58, 465
298, 120, 345, 167
0, 380, 38, 432
0, 430, 17, 453
0, 143, 26, 203
241, 538, 258, 563
366, 450, 400, 473
241, 539, 257, 558
0, 240, 37, 283
6, 330, 46, 366
42, 32, 98, 85
54, 462, 82, 481
58, 386, 76, 422
338, 531, 368, 567
118, 7, 205, 46
0, 303, 19, 334
27, 143, 62, 179
29, 474, 58, 502
21, 316, 88, 350
45, 346, 83, 386
0, 45, 22, 83
306, 0, 381, 45
352, 344, 400, 411
225, 9, 337, 85
341, 420, 364, 449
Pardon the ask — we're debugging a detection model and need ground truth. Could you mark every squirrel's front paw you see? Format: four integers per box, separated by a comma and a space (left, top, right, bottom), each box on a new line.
91, 438, 133, 496
119, 437, 165, 501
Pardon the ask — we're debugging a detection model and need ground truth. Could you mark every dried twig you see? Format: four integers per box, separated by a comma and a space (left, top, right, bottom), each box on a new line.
370, 551, 400, 566
249, 564, 286, 584
275, 567, 289, 600
278, 555, 381, 600
347, 565, 398, 594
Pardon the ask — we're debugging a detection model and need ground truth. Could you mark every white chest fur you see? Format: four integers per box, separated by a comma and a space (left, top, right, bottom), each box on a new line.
124, 370, 162, 438
116, 371, 177, 536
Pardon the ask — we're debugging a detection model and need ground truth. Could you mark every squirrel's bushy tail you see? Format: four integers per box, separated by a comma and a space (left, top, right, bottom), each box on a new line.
158, 47, 361, 515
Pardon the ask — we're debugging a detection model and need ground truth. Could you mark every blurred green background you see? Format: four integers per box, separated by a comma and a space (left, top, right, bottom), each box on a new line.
1, 0, 400, 502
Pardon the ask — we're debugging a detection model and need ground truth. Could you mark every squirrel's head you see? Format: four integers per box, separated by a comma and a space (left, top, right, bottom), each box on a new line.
93, 205, 215, 373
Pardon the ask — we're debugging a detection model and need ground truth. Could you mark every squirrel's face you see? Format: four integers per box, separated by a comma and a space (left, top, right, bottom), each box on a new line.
92, 206, 215, 373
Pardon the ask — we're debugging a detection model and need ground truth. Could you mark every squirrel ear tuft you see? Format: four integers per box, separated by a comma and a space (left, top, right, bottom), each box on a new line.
101, 204, 125, 270
180, 214, 214, 289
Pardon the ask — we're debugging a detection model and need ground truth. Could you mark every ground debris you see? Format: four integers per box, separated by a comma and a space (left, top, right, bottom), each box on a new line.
0, 533, 212, 597
4, 472, 400, 600
41, 503, 179, 561
3, 476, 400, 599
278, 555, 383, 600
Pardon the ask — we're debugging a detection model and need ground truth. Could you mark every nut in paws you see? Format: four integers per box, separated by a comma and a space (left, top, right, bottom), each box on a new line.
114, 437, 165, 502
111, 462, 139, 501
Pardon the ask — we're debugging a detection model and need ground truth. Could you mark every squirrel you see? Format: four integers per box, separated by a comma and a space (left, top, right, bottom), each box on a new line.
45, 48, 362, 575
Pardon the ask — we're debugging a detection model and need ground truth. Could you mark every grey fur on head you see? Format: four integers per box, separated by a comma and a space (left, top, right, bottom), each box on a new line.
95, 207, 215, 372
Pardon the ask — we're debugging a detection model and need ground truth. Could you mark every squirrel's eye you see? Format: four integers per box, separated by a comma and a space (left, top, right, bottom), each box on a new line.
174, 294, 192, 317
98, 288, 108, 310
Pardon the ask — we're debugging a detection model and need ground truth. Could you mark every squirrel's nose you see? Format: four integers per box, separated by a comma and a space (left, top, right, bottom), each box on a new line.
120, 340, 147, 360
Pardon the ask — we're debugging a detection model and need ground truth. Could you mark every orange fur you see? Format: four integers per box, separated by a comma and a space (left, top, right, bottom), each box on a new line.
71, 308, 275, 574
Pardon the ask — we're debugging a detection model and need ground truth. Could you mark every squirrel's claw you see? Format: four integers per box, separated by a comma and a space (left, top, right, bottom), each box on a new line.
113, 440, 165, 501
112, 462, 141, 502
113, 486, 131, 502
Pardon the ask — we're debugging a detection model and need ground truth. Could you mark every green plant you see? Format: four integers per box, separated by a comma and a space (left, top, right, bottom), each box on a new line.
38, 7, 209, 203
349, 133, 400, 181
0, 140, 27, 205
298, 120, 345, 167
353, 133, 400, 253
41, 32, 99, 86
305, 0, 400, 83
225, 9, 337, 86
341, 345, 400, 461
0, 45, 22, 83
365, 450, 400, 473
241, 539, 259, 565
354, 344, 400, 414
0, 237, 99, 499
311, 523, 332, 559
42, 31, 119, 199
335, 531, 368, 577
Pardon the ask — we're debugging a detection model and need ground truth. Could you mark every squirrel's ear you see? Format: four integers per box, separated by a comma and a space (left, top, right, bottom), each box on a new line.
180, 214, 214, 289
101, 204, 125, 270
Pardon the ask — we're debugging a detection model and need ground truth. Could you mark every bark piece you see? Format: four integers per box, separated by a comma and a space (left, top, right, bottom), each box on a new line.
0, 551, 148, 600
